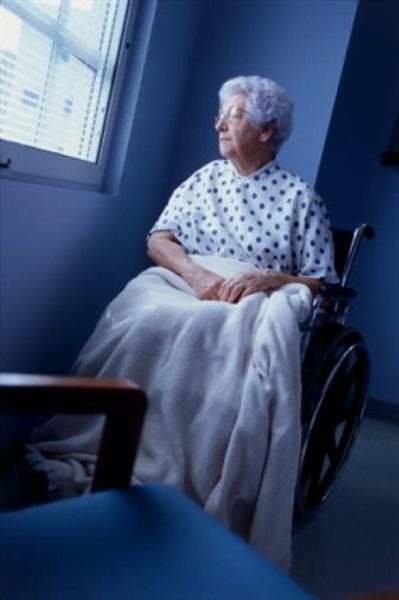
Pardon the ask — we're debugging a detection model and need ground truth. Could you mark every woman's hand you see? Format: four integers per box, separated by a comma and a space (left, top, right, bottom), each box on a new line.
218, 269, 287, 303
186, 266, 226, 300
148, 232, 225, 300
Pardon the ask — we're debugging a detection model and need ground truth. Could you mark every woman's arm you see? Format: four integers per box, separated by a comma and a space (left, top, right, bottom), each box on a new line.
147, 231, 225, 300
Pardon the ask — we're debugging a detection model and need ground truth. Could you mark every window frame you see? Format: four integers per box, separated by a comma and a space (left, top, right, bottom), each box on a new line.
0, 0, 140, 191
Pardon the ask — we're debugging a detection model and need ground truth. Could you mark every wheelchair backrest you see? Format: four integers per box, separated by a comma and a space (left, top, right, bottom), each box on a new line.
331, 224, 374, 286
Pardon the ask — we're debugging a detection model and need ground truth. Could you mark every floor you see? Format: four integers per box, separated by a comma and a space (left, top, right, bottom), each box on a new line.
291, 416, 399, 597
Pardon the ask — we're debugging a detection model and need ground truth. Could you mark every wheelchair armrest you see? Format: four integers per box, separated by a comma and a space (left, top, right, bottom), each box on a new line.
318, 283, 357, 300
0, 374, 147, 492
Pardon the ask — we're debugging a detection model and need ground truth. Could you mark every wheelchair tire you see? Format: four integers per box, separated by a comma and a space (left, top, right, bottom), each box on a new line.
294, 327, 370, 524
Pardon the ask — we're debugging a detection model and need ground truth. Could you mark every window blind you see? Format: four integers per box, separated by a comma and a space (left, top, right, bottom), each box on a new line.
0, 0, 129, 163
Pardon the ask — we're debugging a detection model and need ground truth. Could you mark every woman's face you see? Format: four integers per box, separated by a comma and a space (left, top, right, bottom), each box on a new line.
215, 93, 267, 167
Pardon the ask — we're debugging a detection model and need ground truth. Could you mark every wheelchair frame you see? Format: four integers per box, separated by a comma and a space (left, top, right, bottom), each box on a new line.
295, 223, 375, 523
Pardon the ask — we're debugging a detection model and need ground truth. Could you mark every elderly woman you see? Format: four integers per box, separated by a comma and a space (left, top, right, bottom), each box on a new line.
26, 76, 337, 571
148, 75, 336, 301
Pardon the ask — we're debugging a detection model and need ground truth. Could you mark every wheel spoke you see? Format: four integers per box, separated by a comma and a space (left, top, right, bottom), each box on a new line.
305, 439, 325, 488
326, 426, 337, 462
336, 360, 361, 422
296, 332, 370, 521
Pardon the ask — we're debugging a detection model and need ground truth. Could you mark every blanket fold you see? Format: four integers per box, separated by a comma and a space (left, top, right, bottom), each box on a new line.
25, 256, 312, 570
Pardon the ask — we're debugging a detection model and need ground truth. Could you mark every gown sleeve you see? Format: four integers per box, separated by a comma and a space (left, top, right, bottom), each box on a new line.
295, 191, 338, 284
148, 169, 204, 253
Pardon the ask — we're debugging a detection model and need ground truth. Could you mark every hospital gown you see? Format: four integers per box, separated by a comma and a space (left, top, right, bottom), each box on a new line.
151, 158, 337, 283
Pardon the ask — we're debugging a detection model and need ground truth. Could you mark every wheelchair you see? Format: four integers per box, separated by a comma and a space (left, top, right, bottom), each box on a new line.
295, 223, 375, 523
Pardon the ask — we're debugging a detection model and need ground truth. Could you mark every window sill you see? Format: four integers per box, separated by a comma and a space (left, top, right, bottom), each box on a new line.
0, 168, 101, 193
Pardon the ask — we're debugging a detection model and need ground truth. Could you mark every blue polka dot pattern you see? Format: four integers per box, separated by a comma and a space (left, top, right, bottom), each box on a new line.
150, 159, 338, 283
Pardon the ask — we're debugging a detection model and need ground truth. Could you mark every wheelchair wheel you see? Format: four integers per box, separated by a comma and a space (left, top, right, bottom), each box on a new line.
295, 327, 370, 523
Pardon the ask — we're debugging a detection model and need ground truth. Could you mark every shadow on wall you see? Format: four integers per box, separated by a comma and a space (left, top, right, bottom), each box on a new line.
315, 0, 399, 406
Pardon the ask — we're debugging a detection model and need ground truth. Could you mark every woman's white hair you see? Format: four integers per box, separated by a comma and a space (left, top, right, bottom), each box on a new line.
219, 75, 293, 155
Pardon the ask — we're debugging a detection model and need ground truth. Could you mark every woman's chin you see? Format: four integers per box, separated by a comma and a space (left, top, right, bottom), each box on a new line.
219, 144, 232, 159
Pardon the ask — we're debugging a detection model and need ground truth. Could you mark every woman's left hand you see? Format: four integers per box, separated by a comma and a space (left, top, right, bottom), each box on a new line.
218, 269, 287, 303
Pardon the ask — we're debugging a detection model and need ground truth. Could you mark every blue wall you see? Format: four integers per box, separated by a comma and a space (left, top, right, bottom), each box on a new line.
9, 0, 399, 449
1, 0, 359, 380
165, 0, 358, 190
316, 0, 399, 406
13, 0, 399, 414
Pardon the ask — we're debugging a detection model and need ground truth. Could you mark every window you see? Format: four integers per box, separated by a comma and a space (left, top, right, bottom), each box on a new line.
0, 0, 136, 189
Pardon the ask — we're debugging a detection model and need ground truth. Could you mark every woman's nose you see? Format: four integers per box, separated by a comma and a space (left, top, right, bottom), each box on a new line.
215, 116, 228, 132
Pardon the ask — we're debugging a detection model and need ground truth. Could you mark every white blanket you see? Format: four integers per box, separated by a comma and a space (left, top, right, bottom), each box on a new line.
25, 256, 312, 570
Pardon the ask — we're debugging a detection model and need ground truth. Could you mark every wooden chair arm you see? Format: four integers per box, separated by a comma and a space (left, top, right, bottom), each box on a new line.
0, 373, 148, 493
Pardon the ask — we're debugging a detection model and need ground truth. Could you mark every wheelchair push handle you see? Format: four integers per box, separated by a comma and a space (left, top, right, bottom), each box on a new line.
337, 222, 375, 287
360, 223, 375, 240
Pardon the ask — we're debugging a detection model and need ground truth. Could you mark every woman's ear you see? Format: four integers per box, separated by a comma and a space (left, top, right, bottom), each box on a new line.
260, 122, 274, 143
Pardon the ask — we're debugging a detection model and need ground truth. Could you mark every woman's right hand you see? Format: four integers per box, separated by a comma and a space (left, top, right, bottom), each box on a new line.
147, 232, 224, 300
185, 266, 225, 300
